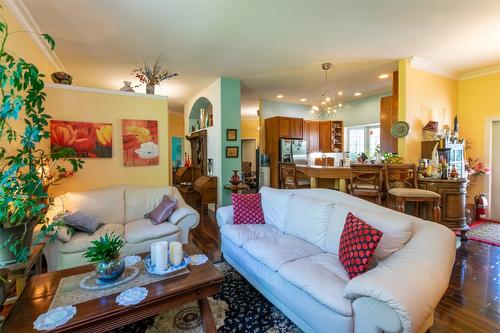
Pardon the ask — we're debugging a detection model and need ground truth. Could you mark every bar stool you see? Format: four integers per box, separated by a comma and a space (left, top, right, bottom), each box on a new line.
385, 163, 441, 222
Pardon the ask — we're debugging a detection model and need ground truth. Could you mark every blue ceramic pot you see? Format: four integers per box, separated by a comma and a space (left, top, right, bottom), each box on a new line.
95, 258, 125, 282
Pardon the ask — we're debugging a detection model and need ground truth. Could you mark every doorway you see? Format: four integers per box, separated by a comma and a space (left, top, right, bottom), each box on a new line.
491, 121, 500, 220
241, 139, 257, 172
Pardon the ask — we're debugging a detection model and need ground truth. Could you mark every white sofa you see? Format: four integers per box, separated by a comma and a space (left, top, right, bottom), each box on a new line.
43, 185, 199, 271
216, 187, 456, 333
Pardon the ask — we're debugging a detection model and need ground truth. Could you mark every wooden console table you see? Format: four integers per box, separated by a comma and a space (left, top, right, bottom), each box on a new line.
418, 178, 469, 239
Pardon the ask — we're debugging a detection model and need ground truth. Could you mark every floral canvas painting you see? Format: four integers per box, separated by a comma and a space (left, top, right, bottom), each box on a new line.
50, 120, 112, 158
122, 119, 159, 166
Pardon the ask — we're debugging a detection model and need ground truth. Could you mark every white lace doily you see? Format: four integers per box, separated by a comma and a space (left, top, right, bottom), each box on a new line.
123, 255, 141, 266
33, 305, 77, 331
116, 286, 148, 306
189, 254, 208, 265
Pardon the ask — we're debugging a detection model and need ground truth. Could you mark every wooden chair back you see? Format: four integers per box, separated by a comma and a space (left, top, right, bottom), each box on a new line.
385, 163, 418, 190
279, 163, 298, 189
350, 164, 384, 191
241, 161, 252, 177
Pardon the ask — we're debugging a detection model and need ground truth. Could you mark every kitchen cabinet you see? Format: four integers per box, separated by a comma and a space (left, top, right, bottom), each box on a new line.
278, 117, 303, 139
303, 121, 310, 152
319, 121, 332, 152
310, 121, 320, 152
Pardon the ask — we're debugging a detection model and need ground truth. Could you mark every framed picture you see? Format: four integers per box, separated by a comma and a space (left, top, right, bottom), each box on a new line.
226, 146, 239, 158
226, 128, 237, 141
122, 119, 159, 167
50, 120, 112, 158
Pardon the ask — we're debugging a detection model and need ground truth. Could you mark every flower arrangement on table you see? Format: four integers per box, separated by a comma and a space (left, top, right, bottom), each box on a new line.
132, 55, 178, 95
465, 157, 491, 183
83, 233, 125, 282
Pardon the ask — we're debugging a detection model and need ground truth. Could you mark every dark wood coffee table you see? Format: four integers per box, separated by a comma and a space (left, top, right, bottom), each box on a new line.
2, 244, 223, 333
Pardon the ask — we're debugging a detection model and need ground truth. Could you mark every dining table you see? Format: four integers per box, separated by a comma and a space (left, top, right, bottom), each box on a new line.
295, 164, 353, 191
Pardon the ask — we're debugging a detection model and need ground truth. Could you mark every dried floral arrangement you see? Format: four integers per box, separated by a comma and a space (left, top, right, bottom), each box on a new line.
132, 55, 178, 94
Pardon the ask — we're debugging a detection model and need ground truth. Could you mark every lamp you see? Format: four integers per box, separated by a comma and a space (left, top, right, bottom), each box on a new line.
310, 63, 343, 118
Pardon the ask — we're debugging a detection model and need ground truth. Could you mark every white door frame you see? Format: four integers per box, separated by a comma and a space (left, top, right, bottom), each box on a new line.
484, 116, 500, 219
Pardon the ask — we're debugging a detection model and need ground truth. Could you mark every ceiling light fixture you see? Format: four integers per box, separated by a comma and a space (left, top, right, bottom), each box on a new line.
276, 94, 284, 99
378, 73, 389, 79
338, 91, 343, 96
354, 92, 362, 97
300, 98, 307, 102
310, 63, 343, 119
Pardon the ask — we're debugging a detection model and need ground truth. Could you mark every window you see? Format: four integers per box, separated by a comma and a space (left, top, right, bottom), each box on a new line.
345, 124, 380, 158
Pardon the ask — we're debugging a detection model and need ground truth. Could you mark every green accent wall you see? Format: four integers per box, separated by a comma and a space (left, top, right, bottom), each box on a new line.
220, 77, 241, 206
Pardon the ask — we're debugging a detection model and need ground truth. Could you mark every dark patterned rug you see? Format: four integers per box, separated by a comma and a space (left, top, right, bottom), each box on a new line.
109, 261, 301, 333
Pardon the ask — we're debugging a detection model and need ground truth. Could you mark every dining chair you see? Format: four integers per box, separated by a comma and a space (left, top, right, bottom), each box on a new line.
385, 163, 441, 222
279, 163, 311, 189
349, 164, 384, 205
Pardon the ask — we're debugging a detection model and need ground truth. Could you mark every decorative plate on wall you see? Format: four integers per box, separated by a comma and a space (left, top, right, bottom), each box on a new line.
391, 121, 410, 138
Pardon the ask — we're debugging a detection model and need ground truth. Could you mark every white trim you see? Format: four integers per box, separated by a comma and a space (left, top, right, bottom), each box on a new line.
484, 116, 500, 219
45, 82, 168, 100
408, 57, 460, 80
4, 0, 66, 71
460, 65, 500, 81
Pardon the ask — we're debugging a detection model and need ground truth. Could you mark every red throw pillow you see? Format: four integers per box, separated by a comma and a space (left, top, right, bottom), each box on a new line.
339, 212, 383, 279
232, 193, 265, 225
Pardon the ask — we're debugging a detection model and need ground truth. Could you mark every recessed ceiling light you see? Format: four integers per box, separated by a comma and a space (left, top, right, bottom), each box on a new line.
378, 73, 389, 79
338, 91, 343, 96
354, 92, 362, 97
276, 94, 284, 99
300, 98, 307, 102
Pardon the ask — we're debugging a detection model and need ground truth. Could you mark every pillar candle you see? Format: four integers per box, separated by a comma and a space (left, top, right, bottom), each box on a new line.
154, 241, 168, 272
169, 241, 183, 266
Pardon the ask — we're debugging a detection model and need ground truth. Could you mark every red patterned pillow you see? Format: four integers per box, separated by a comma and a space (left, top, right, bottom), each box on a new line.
232, 193, 265, 225
339, 212, 383, 279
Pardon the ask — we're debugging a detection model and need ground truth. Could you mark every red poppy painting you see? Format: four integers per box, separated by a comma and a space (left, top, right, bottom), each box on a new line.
122, 119, 159, 167
50, 120, 112, 158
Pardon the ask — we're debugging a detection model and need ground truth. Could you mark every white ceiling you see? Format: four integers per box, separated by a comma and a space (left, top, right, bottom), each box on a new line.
20, 0, 500, 117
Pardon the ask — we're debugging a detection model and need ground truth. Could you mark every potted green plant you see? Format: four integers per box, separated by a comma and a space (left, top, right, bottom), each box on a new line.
0, 12, 84, 264
83, 233, 125, 282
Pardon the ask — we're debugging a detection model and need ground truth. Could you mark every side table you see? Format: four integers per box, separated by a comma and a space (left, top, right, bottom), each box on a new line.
224, 184, 250, 194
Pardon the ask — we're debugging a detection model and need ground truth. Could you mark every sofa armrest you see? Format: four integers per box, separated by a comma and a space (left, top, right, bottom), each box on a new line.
353, 297, 403, 333
216, 205, 234, 228
344, 220, 456, 333
168, 202, 199, 225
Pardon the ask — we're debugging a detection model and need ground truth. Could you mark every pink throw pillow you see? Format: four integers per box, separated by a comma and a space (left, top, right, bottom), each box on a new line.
339, 212, 383, 279
232, 193, 265, 225
145, 195, 178, 225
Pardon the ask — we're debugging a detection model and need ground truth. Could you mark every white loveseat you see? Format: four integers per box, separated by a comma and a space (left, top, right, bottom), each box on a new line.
43, 185, 199, 271
216, 187, 456, 333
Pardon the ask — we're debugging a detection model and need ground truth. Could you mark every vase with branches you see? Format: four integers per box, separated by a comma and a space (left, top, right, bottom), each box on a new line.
132, 55, 178, 95
0, 10, 84, 263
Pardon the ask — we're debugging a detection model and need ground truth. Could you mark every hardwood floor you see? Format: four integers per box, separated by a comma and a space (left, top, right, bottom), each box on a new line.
191, 212, 500, 333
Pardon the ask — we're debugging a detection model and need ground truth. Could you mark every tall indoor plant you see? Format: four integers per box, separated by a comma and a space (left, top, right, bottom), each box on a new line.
0, 12, 83, 263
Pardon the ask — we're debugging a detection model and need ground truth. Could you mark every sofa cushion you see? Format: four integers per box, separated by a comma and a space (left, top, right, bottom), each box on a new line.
232, 193, 265, 224
125, 218, 180, 243
63, 188, 125, 224
259, 187, 293, 231
63, 211, 103, 234
60, 223, 124, 254
243, 234, 322, 271
220, 224, 284, 247
284, 194, 334, 248
324, 203, 413, 260
125, 186, 176, 223
339, 212, 383, 279
145, 195, 178, 225
279, 253, 352, 316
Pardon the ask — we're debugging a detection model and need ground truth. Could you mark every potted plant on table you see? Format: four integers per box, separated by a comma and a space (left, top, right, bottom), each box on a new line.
0, 12, 84, 264
83, 233, 125, 282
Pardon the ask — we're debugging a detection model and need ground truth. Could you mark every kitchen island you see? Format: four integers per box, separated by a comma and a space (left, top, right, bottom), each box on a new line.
296, 164, 352, 190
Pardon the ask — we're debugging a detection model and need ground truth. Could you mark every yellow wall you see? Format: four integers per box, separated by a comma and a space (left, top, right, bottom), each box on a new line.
2, 3, 55, 76
398, 59, 458, 162
457, 71, 500, 201
45, 85, 169, 195
241, 117, 260, 145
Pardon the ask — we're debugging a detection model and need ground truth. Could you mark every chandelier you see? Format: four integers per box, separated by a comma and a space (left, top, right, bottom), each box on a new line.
310, 63, 342, 118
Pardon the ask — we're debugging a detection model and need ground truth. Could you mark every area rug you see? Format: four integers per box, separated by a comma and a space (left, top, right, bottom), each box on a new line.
464, 221, 500, 246
109, 261, 301, 333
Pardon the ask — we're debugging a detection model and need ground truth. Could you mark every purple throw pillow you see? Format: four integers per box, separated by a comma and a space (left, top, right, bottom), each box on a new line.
145, 195, 178, 225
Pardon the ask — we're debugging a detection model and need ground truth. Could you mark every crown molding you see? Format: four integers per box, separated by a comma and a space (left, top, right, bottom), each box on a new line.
408, 56, 460, 80
460, 65, 500, 80
45, 82, 168, 100
4, 0, 66, 71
